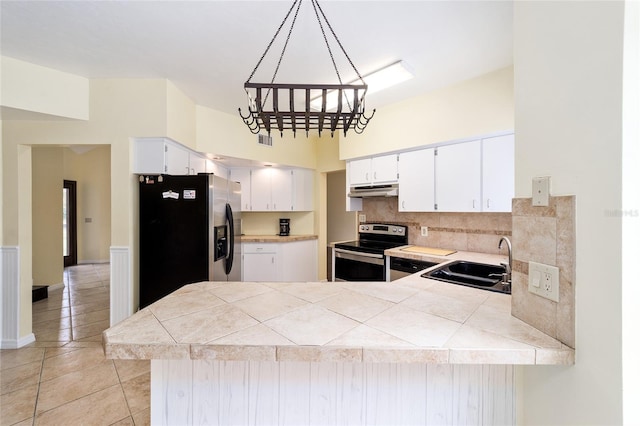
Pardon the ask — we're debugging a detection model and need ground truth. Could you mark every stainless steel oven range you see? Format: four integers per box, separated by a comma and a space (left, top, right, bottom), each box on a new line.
333, 223, 408, 281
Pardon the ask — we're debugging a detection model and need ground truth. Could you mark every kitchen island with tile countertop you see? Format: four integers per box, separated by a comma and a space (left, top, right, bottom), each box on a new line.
103, 272, 573, 425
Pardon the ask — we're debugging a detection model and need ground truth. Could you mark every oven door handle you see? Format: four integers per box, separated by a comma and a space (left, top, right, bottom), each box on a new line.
334, 248, 385, 265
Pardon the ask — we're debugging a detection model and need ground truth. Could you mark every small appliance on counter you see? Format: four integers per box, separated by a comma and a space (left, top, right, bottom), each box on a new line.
279, 218, 290, 236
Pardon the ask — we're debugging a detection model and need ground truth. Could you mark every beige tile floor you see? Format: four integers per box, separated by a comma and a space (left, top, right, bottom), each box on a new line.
1, 264, 150, 426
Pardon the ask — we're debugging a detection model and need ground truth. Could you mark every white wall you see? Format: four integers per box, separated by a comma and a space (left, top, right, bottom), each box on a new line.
0, 56, 89, 120
514, 2, 625, 424
196, 105, 319, 170
622, 1, 640, 423
339, 67, 514, 160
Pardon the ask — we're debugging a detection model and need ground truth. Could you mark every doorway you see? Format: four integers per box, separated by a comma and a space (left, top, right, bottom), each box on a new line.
63, 179, 77, 267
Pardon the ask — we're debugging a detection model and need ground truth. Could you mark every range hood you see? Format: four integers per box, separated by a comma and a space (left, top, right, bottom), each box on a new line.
348, 184, 399, 198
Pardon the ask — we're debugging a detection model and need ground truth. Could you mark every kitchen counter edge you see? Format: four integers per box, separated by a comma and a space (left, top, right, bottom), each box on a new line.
241, 234, 318, 243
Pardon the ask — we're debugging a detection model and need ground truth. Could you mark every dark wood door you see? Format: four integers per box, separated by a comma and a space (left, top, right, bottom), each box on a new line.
63, 180, 77, 267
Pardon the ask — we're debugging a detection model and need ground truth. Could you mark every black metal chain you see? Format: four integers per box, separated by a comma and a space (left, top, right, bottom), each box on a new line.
311, 0, 342, 86
313, 0, 365, 84
246, 0, 367, 112
263, 0, 303, 108
245, 0, 300, 84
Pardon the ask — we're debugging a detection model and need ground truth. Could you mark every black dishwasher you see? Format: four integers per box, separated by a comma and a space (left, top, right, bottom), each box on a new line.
390, 257, 439, 281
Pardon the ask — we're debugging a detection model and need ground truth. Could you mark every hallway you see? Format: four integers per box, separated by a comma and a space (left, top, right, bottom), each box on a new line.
1, 264, 150, 425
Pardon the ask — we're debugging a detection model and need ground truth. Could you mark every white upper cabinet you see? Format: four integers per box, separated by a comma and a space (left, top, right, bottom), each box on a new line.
348, 158, 371, 186
435, 140, 482, 212
188, 152, 207, 175
482, 134, 514, 212
133, 137, 208, 176
164, 142, 191, 175
234, 167, 313, 212
292, 168, 314, 211
348, 154, 398, 186
229, 168, 252, 211
270, 168, 293, 212
398, 148, 435, 212
251, 168, 275, 212
249, 168, 293, 212
371, 154, 399, 184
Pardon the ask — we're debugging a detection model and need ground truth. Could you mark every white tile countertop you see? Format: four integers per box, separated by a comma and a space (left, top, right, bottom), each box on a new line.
103, 274, 574, 365
385, 245, 508, 266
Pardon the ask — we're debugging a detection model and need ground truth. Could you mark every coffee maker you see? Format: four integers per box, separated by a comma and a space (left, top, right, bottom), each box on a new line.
279, 218, 290, 236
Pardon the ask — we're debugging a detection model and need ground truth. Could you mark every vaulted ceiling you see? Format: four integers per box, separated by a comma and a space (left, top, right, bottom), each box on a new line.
1, 1, 513, 115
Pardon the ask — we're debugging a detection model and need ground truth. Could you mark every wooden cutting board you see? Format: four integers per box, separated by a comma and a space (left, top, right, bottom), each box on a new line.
400, 246, 457, 256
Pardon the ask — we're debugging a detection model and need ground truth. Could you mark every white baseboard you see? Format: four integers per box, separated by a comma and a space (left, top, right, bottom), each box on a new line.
2, 333, 36, 349
47, 282, 65, 291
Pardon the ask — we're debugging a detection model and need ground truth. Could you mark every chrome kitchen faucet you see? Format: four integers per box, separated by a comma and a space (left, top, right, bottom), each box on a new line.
498, 236, 512, 289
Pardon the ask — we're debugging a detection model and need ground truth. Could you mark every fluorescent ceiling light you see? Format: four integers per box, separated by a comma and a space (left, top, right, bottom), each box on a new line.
310, 60, 413, 111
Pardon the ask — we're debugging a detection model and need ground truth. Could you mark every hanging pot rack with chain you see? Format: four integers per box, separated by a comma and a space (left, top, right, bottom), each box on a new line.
238, 0, 375, 138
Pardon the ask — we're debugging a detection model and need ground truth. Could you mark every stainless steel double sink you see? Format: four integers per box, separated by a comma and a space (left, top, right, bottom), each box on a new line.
421, 260, 511, 294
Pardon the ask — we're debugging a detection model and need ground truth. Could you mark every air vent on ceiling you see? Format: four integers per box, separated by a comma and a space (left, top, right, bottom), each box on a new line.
257, 134, 273, 147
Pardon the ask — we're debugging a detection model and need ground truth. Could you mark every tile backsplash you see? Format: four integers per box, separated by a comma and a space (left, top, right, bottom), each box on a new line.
361, 198, 512, 255
511, 196, 576, 349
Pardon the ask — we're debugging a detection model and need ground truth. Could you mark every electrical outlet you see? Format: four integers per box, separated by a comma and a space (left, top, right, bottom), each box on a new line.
421, 226, 428, 237
359, 214, 366, 223
528, 261, 560, 302
532, 176, 550, 206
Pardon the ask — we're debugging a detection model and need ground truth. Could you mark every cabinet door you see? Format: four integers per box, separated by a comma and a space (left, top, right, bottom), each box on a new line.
271, 168, 293, 211
371, 154, 398, 184
292, 169, 314, 211
280, 240, 318, 281
348, 158, 372, 186
399, 149, 435, 211
435, 141, 482, 212
229, 168, 252, 211
243, 253, 278, 282
482, 134, 514, 212
165, 143, 190, 175
188, 152, 207, 175
132, 138, 165, 174
251, 168, 272, 211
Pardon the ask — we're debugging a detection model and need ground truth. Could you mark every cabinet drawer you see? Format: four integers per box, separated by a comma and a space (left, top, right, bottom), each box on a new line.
243, 243, 277, 254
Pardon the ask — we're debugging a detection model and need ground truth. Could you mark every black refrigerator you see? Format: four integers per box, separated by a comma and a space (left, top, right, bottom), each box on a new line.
138, 174, 241, 308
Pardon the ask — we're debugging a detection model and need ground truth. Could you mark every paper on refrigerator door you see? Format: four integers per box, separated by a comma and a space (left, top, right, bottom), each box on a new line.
162, 190, 180, 199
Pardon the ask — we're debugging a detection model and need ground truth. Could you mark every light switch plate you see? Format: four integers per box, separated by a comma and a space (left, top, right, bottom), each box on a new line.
359, 214, 366, 223
528, 261, 560, 302
532, 176, 550, 206
421, 226, 428, 236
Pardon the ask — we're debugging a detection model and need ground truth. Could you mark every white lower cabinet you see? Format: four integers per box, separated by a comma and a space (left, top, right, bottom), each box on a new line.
242, 243, 278, 282
280, 240, 318, 282
242, 240, 317, 282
